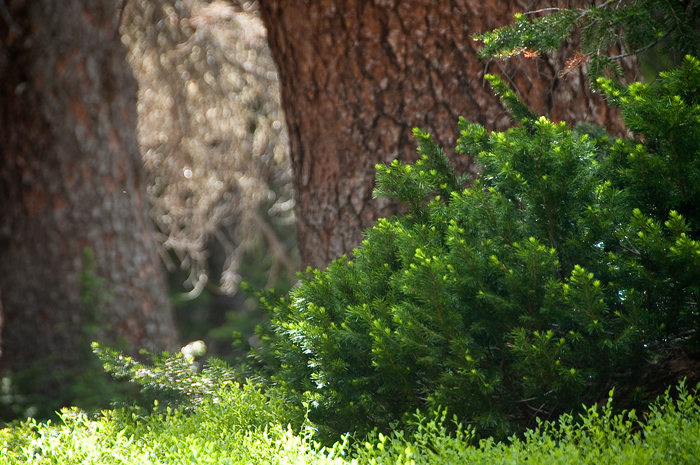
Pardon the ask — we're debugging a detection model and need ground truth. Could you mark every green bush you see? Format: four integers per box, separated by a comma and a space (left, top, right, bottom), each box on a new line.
251, 56, 700, 439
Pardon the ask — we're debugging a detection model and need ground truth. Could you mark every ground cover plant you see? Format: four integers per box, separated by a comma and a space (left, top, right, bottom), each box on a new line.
2, 356, 700, 464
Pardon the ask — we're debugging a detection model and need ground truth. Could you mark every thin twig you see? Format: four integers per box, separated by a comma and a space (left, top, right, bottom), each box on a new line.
608, 35, 667, 60
522, 7, 564, 15
251, 212, 297, 273
114, 0, 129, 40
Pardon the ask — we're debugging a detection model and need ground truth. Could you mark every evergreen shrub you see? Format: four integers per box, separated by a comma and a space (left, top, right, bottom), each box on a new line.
252, 56, 700, 439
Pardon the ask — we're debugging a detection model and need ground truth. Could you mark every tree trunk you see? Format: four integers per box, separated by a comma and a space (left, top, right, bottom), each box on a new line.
0, 290, 3, 359
0, 0, 178, 379
259, 0, 630, 270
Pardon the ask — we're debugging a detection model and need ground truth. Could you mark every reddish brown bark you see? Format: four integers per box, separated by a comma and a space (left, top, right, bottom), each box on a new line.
0, 0, 178, 378
259, 0, 630, 270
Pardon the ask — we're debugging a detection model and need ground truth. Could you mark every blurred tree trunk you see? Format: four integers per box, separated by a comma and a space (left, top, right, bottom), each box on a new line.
0, 0, 178, 378
259, 0, 632, 270
0, 290, 3, 359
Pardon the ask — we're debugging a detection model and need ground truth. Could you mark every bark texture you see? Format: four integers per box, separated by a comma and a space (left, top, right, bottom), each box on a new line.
0, 0, 178, 376
259, 0, 630, 270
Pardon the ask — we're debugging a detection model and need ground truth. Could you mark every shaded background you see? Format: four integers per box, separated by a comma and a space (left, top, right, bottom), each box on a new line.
124, 0, 298, 362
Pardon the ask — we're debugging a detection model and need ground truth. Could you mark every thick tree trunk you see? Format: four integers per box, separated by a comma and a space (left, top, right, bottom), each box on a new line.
0, 290, 3, 359
259, 0, 629, 270
0, 0, 178, 378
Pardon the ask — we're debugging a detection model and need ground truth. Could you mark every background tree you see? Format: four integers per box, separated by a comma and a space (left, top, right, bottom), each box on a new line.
0, 290, 3, 359
259, 0, 635, 270
0, 0, 178, 417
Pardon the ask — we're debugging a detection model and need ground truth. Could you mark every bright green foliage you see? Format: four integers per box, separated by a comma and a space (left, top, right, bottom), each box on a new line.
599, 56, 700, 224
251, 57, 700, 439
475, 1, 700, 84
0, 381, 308, 465
348, 381, 700, 465
2, 380, 700, 464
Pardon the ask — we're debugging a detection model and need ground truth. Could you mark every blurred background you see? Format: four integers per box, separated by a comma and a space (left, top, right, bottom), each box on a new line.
123, 0, 297, 363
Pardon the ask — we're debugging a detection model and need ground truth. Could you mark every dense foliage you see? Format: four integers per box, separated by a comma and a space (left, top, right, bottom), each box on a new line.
250, 56, 700, 439
2, 375, 700, 464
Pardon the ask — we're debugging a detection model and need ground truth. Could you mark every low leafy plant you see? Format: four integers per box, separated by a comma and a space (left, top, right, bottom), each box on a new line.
0, 382, 307, 465
2, 379, 700, 464
250, 56, 700, 439
347, 380, 700, 464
